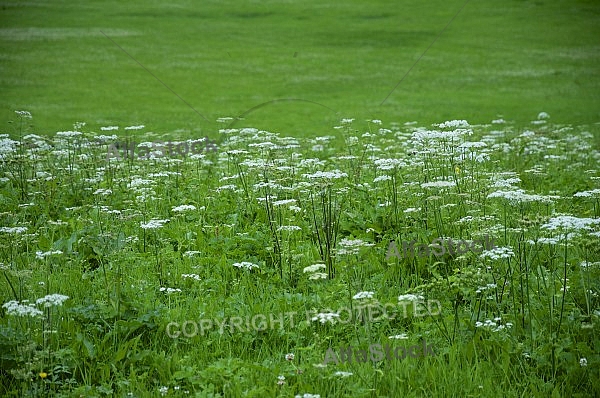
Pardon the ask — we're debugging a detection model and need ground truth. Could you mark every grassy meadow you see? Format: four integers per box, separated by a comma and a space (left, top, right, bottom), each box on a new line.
1, 0, 600, 397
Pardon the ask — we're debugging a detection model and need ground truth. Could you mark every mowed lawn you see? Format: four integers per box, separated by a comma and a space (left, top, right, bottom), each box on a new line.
0, 0, 599, 136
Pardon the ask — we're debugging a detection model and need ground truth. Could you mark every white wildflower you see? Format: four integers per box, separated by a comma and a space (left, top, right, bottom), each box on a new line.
35, 294, 69, 307
541, 215, 600, 231
352, 291, 374, 300
233, 262, 259, 270
480, 247, 514, 260
311, 312, 340, 324
172, 204, 196, 213
36, 250, 63, 260
140, 219, 170, 230
2, 300, 43, 318
421, 181, 456, 189
0, 226, 28, 234
398, 294, 424, 302
181, 274, 201, 281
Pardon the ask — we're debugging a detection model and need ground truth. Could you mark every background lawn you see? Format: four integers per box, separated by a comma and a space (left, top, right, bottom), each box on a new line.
1, 0, 599, 136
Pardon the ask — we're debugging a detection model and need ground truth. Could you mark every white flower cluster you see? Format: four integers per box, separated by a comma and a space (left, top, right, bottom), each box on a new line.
15, 110, 32, 118
36, 250, 63, 260
3, 293, 70, 317
159, 287, 181, 294
302, 170, 348, 180
487, 189, 555, 204
273, 199, 297, 206
172, 204, 196, 212
374, 158, 406, 171
277, 225, 302, 232
181, 274, 201, 281
93, 188, 113, 196
56, 131, 82, 138
0, 226, 28, 234
35, 294, 70, 308
140, 219, 170, 230
436, 120, 470, 129
336, 238, 374, 255
476, 283, 497, 294
480, 247, 514, 260
2, 300, 44, 317
389, 333, 409, 340
541, 215, 600, 231
412, 128, 472, 142
334, 371, 353, 378
303, 263, 327, 280
127, 178, 155, 189
475, 317, 513, 332
352, 291, 375, 300
374, 175, 392, 183
574, 189, 600, 198
398, 294, 424, 302
421, 180, 456, 189
311, 312, 340, 324
232, 262, 259, 270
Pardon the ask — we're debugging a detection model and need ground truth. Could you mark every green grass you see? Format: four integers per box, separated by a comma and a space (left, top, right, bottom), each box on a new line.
1, 0, 599, 135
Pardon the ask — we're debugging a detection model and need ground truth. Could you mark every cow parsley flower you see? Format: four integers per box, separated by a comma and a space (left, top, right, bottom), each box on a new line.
335, 371, 353, 377
311, 312, 340, 324
181, 274, 201, 281
277, 225, 302, 232
487, 189, 555, 204
421, 181, 456, 189
574, 189, 600, 197
0, 226, 28, 234
233, 262, 259, 270
36, 250, 63, 260
140, 219, 170, 229
2, 300, 43, 318
336, 238, 374, 255
541, 215, 600, 231
15, 110, 32, 118
172, 204, 196, 212
159, 287, 181, 294
436, 120, 470, 128
389, 333, 409, 340
398, 294, 424, 302
374, 175, 392, 182
302, 170, 348, 180
35, 294, 69, 307
480, 247, 514, 260
56, 131, 82, 138
374, 158, 405, 170
353, 291, 375, 300
475, 318, 513, 332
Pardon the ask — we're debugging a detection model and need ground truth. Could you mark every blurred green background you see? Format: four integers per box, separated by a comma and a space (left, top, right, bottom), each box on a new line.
1, 0, 599, 136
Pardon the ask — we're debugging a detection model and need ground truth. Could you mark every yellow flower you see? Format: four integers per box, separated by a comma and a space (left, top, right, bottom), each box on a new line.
39, 372, 47, 379
455, 166, 461, 174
